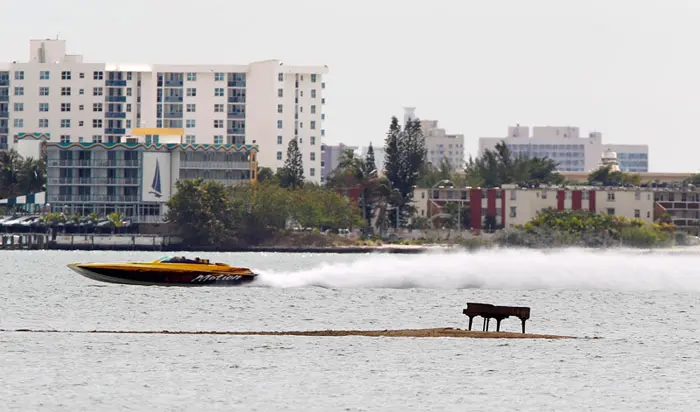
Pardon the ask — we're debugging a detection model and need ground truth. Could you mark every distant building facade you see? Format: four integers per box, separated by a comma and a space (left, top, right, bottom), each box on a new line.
1, 38, 327, 183
401, 107, 465, 171
478, 125, 649, 173
320, 142, 358, 183
44, 129, 257, 223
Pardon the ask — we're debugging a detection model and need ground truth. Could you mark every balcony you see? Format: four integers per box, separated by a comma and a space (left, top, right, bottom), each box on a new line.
48, 177, 140, 185
48, 160, 139, 168
0, 95, 8, 102
163, 112, 183, 119
228, 81, 246, 88
180, 161, 250, 170
164, 80, 184, 87
164, 96, 183, 103
0, 79, 9, 86
227, 96, 246, 103
105, 112, 126, 119
226, 128, 245, 135
104, 128, 126, 135
0, 111, 8, 118
0, 127, 7, 134
106, 96, 126, 102
106, 80, 127, 87
0, 143, 7, 150
227, 112, 245, 119
47, 195, 141, 203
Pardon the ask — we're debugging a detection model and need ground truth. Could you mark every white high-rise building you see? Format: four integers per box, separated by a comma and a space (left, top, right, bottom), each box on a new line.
478, 125, 649, 173
0, 39, 329, 182
399, 108, 465, 170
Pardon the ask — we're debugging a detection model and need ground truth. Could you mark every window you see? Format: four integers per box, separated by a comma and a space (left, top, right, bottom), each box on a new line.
310, 136, 316, 145
214, 88, 224, 97
61, 87, 71, 96
214, 135, 223, 145
61, 71, 71, 80
277, 104, 283, 113
93, 103, 103, 112
215, 73, 225, 81
13, 103, 23, 112
311, 89, 317, 98
508, 206, 517, 218
126, 120, 131, 128
92, 135, 103, 143
582, 191, 589, 200
277, 151, 283, 160
278, 88, 283, 97
14, 87, 24, 96
310, 121, 316, 129
311, 74, 317, 82
187, 72, 197, 81
310, 168, 316, 177
61, 119, 71, 128
39, 103, 49, 112
300, 122, 303, 129
93, 71, 103, 80
13, 119, 23, 128
607, 208, 615, 215
93, 119, 103, 128
607, 192, 615, 201
127, 72, 132, 81
14, 71, 24, 80
186, 119, 196, 128
311, 105, 316, 114
39, 87, 49, 96
186, 104, 196, 112
92, 87, 103, 96
185, 135, 196, 144
126, 88, 132, 96
40, 71, 49, 80
61, 103, 71, 112
78, 121, 84, 126
214, 119, 223, 128
277, 120, 283, 129
310, 152, 316, 161
79, 88, 84, 95
59, 135, 70, 143
38, 119, 49, 128
634, 209, 640, 218
635, 192, 640, 200
126, 104, 132, 112
187, 88, 197, 97
510, 190, 517, 201
278, 73, 284, 82
277, 136, 283, 144
214, 104, 224, 113
79, 73, 85, 79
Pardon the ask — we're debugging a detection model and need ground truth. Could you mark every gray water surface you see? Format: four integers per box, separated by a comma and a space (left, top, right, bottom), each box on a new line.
1, 249, 699, 411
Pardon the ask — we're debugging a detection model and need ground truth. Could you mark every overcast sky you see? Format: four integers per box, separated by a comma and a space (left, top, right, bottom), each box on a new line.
2, 0, 698, 172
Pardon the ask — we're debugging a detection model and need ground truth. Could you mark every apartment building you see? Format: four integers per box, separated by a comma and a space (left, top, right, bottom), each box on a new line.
44, 129, 258, 223
1, 38, 327, 183
320, 142, 358, 183
400, 107, 465, 170
653, 189, 700, 234
478, 125, 649, 173
414, 185, 655, 230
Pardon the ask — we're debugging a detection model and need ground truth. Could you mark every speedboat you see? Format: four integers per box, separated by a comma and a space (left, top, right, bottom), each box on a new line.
67, 256, 258, 286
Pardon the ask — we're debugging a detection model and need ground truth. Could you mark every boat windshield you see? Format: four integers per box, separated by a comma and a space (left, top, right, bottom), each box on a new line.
156, 256, 209, 264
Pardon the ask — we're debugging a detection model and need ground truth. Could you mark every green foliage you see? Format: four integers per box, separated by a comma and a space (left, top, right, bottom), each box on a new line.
365, 143, 378, 177
464, 141, 562, 187
257, 167, 275, 184
587, 166, 641, 186
500, 208, 674, 248
0, 149, 46, 199
165, 178, 363, 248
278, 138, 305, 189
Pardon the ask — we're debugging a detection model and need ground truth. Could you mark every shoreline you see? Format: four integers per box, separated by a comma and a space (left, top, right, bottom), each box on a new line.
4, 327, 578, 339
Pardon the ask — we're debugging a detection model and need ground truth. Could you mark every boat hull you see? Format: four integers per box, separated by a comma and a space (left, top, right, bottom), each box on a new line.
68, 264, 257, 286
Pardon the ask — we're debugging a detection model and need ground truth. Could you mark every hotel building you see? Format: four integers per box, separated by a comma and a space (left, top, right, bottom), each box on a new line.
0, 38, 327, 183
478, 125, 649, 173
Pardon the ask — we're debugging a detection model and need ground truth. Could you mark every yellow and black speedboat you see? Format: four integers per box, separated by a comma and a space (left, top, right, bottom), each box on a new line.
67, 256, 258, 286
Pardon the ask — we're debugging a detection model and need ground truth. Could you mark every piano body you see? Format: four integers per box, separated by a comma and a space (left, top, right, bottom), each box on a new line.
462, 302, 531, 333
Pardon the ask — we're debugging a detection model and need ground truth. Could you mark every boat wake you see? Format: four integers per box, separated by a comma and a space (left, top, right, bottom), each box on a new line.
252, 247, 700, 292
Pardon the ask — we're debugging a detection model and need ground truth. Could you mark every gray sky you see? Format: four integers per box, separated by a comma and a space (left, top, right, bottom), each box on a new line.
2, 0, 698, 172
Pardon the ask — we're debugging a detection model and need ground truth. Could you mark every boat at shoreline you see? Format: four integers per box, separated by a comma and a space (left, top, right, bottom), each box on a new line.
67, 256, 258, 286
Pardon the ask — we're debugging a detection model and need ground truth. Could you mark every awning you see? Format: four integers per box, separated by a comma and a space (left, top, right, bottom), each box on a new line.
0, 191, 46, 205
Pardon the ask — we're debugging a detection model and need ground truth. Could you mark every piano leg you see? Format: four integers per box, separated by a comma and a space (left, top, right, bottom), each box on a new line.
496, 319, 502, 332
521, 319, 526, 334
468, 316, 474, 331
483, 318, 489, 332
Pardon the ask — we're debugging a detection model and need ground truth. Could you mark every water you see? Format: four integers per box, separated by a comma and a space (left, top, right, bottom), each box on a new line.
1, 248, 699, 411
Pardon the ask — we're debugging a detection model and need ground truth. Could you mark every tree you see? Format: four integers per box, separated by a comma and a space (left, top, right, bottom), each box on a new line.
383, 116, 427, 227
587, 166, 640, 186
365, 143, 378, 177
464, 141, 562, 187
278, 138, 304, 189
257, 167, 275, 184
0, 149, 46, 200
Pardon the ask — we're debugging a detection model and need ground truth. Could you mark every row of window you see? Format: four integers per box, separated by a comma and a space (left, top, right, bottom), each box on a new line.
277, 89, 318, 98
13, 86, 129, 97
276, 120, 317, 129
14, 71, 115, 81
277, 104, 319, 115
278, 73, 319, 83
275, 151, 318, 162
14, 102, 131, 113
277, 136, 317, 145
14, 118, 124, 129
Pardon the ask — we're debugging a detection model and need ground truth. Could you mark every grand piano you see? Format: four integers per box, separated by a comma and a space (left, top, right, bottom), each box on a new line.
462, 302, 531, 333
